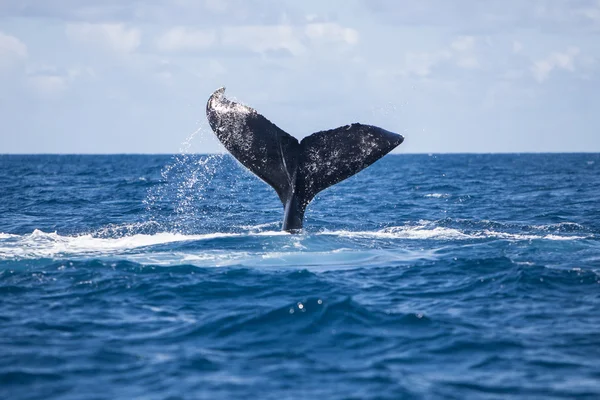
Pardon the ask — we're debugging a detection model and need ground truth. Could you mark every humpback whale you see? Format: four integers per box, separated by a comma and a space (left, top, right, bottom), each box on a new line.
206, 88, 404, 232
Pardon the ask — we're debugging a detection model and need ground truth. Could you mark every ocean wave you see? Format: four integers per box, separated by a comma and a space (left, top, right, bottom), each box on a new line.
0, 229, 239, 259
319, 224, 590, 241
481, 230, 588, 241
74, 247, 434, 269
320, 226, 471, 240
237, 221, 281, 231
529, 222, 586, 232
0, 222, 591, 262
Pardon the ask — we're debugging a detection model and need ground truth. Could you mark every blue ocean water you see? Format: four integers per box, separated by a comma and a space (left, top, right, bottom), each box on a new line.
1, 153, 599, 399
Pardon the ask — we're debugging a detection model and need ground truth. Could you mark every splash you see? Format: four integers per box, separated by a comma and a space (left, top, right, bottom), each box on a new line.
0, 229, 239, 259
143, 126, 225, 234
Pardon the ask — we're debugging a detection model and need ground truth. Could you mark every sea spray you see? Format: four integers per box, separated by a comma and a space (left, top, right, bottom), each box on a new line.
143, 126, 226, 234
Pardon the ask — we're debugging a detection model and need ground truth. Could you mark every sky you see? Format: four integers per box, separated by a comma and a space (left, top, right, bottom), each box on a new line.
0, 0, 599, 154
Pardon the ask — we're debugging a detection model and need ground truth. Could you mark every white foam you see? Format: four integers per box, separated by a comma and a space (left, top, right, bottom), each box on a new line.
0, 229, 239, 259
0, 224, 589, 261
425, 193, 450, 198
319, 226, 471, 240
529, 222, 584, 231
481, 230, 587, 241
237, 221, 280, 231
543, 234, 587, 241
319, 225, 589, 241
253, 230, 290, 236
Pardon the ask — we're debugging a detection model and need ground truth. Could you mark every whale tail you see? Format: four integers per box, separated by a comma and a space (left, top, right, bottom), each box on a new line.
206, 87, 404, 232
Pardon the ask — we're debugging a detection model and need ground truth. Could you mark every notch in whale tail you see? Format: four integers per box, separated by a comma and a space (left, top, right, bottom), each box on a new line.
206, 87, 404, 232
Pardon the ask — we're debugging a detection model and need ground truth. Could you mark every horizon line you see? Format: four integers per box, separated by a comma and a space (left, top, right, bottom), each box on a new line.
1, 151, 600, 156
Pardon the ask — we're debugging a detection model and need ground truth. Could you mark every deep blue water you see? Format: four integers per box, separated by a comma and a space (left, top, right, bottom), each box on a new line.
1, 153, 600, 399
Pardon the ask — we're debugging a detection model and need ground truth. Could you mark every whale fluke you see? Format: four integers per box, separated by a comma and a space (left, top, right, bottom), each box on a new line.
206, 87, 404, 232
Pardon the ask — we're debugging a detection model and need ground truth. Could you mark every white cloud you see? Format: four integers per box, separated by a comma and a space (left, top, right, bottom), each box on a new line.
24, 65, 95, 98
156, 23, 358, 56
535, 0, 600, 28
66, 23, 141, 53
222, 25, 305, 55
203, 0, 229, 13
455, 56, 479, 69
2, 1, 600, 153
27, 75, 68, 98
399, 36, 480, 77
156, 27, 216, 52
403, 51, 451, 77
0, 32, 28, 69
305, 23, 359, 45
512, 40, 523, 54
531, 47, 580, 82
451, 36, 475, 52
66, 66, 96, 80
450, 36, 479, 69
578, 1, 600, 22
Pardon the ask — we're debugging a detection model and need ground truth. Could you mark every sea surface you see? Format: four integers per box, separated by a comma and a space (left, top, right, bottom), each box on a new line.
1, 153, 599, 399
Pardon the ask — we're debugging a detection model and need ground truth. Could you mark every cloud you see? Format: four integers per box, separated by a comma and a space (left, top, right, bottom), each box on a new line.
403, 51, 451, 77
24, 65, 95, 98
0, 0, 289, 27
577, 0, 600, 23
221, 25, 305, 56
512, 40, 523, 54
363, 0, 533, 31
450, 36, 480, 69
305, 23, 359, 45
0, 32, 28, 69
451, 36, 475, 52
27, 74, 68, 98
0, 0, 139, 21
534, 0, 600, 29
364, 0, 600, 33
156, 23, 358, 56
531, 47, 580, 82
156, 27, 216, 52
2, 0, 599, 153
66, 23, 141, 53
399, 36, 480, 77
203, 0, 230, 13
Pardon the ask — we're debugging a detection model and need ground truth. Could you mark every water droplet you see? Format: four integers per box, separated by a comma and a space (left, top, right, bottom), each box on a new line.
298, 303, 304, 310
317, 299, 322, 305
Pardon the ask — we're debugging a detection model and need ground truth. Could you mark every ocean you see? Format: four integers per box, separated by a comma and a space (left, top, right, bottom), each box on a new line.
1, 153, 599, 399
